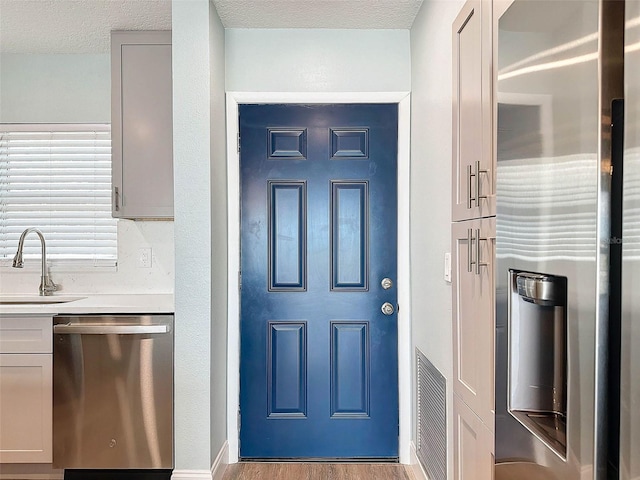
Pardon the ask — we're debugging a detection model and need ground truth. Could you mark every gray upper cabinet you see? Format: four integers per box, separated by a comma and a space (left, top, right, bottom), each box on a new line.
111, 31, 173, 219
452, 0, 495, 222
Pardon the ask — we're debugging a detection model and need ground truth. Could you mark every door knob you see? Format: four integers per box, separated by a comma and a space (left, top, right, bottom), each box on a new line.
381, 302, 395, 316
381, 277, 393, 290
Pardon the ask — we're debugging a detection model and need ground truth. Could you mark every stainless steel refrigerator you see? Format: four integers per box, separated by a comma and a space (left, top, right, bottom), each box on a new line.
621, 2, 640, 479
494, 0, 631, 478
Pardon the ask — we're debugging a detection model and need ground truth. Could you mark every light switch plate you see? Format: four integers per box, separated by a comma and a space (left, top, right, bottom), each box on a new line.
444, 252, 452, 283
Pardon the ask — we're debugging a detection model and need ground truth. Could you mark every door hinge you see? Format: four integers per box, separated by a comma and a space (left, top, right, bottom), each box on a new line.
237, 133, 241, 154
238, 270, 242, 291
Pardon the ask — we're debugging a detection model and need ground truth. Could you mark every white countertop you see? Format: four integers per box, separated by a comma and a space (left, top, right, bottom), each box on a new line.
0, 294, 174, 316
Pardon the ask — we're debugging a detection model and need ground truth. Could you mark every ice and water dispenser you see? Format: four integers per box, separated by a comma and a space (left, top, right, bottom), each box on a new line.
508, 270, 568, 458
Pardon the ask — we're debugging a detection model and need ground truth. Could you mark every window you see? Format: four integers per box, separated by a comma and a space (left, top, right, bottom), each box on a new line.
0, 124, 117, 267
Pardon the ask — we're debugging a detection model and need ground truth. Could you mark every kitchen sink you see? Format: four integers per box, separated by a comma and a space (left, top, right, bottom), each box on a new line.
0, 295, 86, 304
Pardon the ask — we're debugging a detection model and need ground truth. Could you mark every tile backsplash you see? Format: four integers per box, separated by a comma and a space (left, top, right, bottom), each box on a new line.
0, 220, 174, 295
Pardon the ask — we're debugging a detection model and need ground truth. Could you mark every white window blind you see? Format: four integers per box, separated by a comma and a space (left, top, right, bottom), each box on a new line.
0, 124, 117, 266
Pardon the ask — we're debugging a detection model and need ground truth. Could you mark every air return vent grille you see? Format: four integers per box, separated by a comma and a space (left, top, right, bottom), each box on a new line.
416, 348, 447, 480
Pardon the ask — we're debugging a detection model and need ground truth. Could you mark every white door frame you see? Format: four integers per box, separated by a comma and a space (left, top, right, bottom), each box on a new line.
226, 91, 412, 464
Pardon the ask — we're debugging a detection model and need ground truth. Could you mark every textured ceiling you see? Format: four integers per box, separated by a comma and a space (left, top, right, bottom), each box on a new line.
0, 0, 172, 54
0, 0, 423, 54
212, 0, 424, 29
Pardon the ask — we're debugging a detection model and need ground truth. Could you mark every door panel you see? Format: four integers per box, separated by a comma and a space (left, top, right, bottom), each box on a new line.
331, 182, 368, 290
330, 321, 370, 417
267, 322, 307, 417
239, 104, 398, 459
268, 181, 306, 290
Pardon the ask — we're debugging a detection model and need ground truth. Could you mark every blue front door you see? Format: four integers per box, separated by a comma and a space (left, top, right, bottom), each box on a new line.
239, 104, 398, 459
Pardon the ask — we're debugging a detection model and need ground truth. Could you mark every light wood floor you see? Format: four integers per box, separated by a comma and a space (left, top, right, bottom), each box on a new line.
221, 462, 416, 480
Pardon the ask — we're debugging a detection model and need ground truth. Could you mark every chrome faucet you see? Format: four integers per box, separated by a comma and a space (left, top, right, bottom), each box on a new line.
12, 228, 58, 296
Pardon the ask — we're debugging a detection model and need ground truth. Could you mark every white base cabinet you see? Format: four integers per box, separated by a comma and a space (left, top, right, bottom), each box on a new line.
0, 354, 52, 463
451, 217, 496, 480
453, 394, 494, 480
452, 217, 495, 426
451, 214, 495, 480
0, 317, 53, 464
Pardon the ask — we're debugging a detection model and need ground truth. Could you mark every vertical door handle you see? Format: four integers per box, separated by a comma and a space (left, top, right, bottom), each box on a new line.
467, 161, 488, 209
114, 186, 120, 212
466, 228, 487, 275
475, 160, 488, 207
467, 228, 474, 273
475, 228, 488, 275
467, 164, 474, 209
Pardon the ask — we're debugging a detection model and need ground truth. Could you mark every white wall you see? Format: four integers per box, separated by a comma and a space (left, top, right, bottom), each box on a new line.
208, 0, 228, 466
225, 29, 411, 92
410, 0, 464, 476
0, 53, 174, 295
172, 0, 228, 473
0, 53, 110, 123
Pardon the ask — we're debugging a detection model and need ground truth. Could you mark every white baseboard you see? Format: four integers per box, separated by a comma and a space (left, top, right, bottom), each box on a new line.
211, 440, 229, 480
409, 441, 430, 480
171, 469, 213, 480
171, 440, 229, 480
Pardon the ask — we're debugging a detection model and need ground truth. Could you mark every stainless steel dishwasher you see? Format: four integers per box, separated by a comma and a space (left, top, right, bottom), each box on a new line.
52, 314, 173, 476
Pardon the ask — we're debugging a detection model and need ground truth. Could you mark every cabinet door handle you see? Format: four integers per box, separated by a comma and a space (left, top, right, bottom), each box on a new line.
114, 186, 120, 212
475, 228, 488, 275
475, 160, 488, 207
467, 164, 474, 209
467, 228, 474, 273
466, 228, 488, 276
467, 161, 488, 209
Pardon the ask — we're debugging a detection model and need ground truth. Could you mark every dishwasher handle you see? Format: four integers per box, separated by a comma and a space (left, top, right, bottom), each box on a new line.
54, 323, 170, 335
